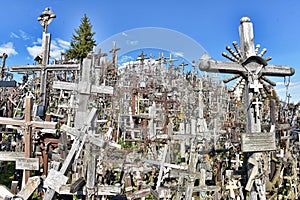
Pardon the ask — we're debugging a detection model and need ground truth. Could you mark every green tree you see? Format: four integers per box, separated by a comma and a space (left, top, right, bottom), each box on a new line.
66, 14, 96, 62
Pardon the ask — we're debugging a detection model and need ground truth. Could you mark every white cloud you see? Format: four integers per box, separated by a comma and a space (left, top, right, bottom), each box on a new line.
122, 32, 128, 37
275, 81, 300, 103
10, 30, 30, 40
173, 51, 184, 57
26, 38, 70, 61
126, 40, 139, 46
27, 45, 42, 59
19, 30, 30, 40
119, 55, 134, 64
10, 32, 20, 39
57, 39, 70, 50
0, 42, 18, 56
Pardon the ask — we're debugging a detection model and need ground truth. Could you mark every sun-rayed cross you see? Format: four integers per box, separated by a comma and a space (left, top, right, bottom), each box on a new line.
201, 17, 294, 96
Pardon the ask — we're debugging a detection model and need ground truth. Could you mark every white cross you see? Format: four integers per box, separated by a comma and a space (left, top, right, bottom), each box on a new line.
250, 79, 263, 93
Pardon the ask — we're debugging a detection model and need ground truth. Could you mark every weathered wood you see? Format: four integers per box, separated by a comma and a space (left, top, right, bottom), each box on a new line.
17, 176, 40, 200
70, 177, 86, 193
127, 188, 151, 200
0, 185, 13, 199
0, 152, 25, 161
199, 59, 295, 77
11, 181, 18, 195
241, 132, 276, 152
43, 169, 69, 193
16, 158, 39, 171
142, 159, 188, 170
10, 64, 79, 72
245, 157, 259, 191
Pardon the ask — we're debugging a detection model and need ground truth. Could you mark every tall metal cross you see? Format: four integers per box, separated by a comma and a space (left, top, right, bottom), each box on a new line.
199, 16, 295, 199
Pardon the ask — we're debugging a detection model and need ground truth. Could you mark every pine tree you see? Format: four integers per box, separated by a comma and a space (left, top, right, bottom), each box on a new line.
66, 14, 96, 62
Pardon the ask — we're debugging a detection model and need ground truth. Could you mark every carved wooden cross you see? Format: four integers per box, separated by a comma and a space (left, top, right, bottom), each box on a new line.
10, 63, 79, 107
0, 96, 57, 184
52, 53, 113, 128
200, 16, 294, 134
199, 16, 295, 198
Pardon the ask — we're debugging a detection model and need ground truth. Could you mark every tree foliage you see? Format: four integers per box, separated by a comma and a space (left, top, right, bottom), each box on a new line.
66, 14, 96, 62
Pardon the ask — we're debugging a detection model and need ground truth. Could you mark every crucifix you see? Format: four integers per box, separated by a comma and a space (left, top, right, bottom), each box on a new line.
11, 8, 79, 109
0, 53, 16, 87
109, 41, 120, 70
0, 96, 57, 184
177, 60, 188, 76
137, 50, 148, 67
199, 16, 295, 199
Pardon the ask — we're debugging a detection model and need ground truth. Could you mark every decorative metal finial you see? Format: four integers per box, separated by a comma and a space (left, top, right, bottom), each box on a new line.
37, 7, 56, 33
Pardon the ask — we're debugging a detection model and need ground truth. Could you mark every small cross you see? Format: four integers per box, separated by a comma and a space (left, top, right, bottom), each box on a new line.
226, 179, 239, 199
249, 79, 263, 93
252, 97, 262, 118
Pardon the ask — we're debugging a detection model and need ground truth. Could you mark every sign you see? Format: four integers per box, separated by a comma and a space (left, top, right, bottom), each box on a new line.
241, 132, 276, 152
16, 158, 39, 170
44, 169, 68, 193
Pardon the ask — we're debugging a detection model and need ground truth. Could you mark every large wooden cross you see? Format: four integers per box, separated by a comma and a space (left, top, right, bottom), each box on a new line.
10, 63, 79, 107
199, 16, 295, 199
43, 54, 115, 200
0, 96, 57, 183
52, 53, 113, 128
200, 16, 294, 135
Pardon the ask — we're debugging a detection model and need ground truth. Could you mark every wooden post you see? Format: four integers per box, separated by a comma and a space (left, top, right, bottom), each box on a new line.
24, 96, 32, 184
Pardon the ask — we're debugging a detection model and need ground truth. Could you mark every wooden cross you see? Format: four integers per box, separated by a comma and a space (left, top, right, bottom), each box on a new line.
137, 51, 148, 66
199, 16, 294, 198
44, 54, 115, 199
250, 79, 263, 93
109, 41, 120, 69
177, 60, 188, 75
226, 179, 239, 199
0, 96, 57, 184
10, 63, 79, 107
52, 53, 113, 128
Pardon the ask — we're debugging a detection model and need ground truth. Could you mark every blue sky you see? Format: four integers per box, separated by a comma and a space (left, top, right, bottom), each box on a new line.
1, 0, 300, 102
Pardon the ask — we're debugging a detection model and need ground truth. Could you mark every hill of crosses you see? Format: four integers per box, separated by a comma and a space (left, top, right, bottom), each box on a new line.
0, 8, 299, 200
